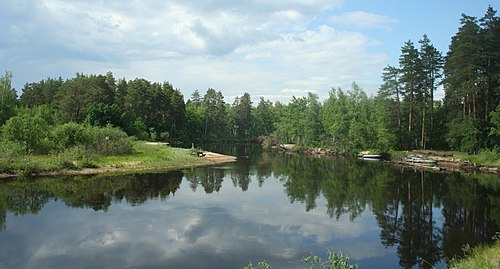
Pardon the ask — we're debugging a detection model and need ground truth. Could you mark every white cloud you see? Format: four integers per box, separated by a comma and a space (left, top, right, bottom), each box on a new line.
1, 0, 388, 102
330, 11, 398, 30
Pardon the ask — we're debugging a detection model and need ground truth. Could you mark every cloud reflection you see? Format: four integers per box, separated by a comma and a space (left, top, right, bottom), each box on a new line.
0, 173, 387, 269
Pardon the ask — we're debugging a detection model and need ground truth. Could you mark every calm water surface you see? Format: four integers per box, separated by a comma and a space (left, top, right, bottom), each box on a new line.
0, 145, 498, 269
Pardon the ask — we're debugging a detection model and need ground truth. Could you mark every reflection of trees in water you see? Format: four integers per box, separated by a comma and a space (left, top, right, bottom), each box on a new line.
0, 151, 498, 269
381, 171, 443, 269
0, 172, 184, 228
269, 153, 381, 218
184, 166, 224, 193
262, 152, 499, 269
440, 173, 500, 259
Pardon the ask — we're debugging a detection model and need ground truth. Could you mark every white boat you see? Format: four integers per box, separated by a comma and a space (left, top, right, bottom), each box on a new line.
361, 154, 383, 159
405, 157, 437, 164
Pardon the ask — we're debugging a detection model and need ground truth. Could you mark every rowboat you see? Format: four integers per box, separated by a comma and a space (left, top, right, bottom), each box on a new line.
405, 157, 437, 164
361, 154, 383, 159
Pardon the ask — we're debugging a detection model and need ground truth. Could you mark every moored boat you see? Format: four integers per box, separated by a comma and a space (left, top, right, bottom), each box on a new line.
405, 156, 437, 164
361, 154, 383, 159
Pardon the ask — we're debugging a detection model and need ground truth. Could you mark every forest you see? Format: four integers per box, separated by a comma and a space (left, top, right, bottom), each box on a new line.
0, 7, 499, 158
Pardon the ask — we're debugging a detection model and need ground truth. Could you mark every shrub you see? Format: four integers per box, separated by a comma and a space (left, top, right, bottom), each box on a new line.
86, 125, 133, 155
2, 110, 51, 154
55, 146, 95, 169
0, 141, 26, 173
52, 122, 90, 152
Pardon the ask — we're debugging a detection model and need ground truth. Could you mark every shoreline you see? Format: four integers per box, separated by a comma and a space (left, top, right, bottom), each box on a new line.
275, 146, 499, 175
0, 151, 237, 179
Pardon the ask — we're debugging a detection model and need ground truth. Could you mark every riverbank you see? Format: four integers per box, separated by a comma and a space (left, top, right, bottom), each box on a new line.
448, 236, 500, 269
272, 144, 499, 175
0, 142, 237, 179
390, 150, 500, 174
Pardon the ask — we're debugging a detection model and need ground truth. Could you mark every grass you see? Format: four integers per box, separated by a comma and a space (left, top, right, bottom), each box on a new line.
0, 141, 224, 178
448, 235, 500, 269
390, 149, 500, 166
93, 142, 202, 169
450, 150, 500, 166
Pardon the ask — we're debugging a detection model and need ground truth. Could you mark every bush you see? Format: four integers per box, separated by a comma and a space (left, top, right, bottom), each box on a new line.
2, 110, 51, 154
52, 122, 90, 152
86, 125, 133, 155
55, 146, 95, 169
0, 141, 26, 173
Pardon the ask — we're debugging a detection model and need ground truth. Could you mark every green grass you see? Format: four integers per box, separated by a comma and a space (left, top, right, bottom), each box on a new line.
449, 237, 500, 269
93, 142, 201, 169
450, 150, 500, 166
390, 149, 500, 166
1, 141, 216, 177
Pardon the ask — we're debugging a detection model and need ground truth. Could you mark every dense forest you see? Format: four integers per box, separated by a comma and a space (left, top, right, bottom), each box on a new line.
0, 7, 499, 156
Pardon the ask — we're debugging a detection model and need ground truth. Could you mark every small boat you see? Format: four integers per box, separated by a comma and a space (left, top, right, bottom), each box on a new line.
361, 154, 383, 159
405, 157, 437, 164
362, 156, 382, 161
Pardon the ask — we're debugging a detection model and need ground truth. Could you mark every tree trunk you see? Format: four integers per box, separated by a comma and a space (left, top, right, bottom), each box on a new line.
421, 98, 426, 149
421, 83, 427, 149
429, 76, 434, 146
463, 96, 467, 116
473, 92, 477, 114
409, 89, 414, 132
396, 88, 403, 149
485, 78, 490, 121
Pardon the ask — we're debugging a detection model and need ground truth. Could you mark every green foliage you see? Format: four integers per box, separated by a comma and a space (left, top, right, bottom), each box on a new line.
86, 125, 133, 155
459, 147, 500, 166
0, 141, 26, 173
202, 88, 227, 140
85, 103, 120, 127
252, 97, 276, 137
0, 70, 18, 125
446, 115, 481, 153
54, 146, 96, 169
489, 103, 500, 141
303, 250, 358, 269
52, 122, 90, 152
243, 250, 358, 269
448, 233, 500, 269
230, 92, 253, 139
322, 88, 350, 152
258, 134, 280, 150
2, 107, 53, 154
243, 260, 271, 269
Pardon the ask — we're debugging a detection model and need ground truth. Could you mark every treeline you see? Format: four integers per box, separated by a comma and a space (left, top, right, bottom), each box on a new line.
0, 6, 499, 154
380, 6, 500, 153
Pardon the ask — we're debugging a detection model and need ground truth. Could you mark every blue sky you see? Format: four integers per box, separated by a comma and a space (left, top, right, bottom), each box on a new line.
0, 0, 496, 102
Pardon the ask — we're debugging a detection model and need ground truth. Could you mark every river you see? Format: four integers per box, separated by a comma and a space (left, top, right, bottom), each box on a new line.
0, 145, 498, 269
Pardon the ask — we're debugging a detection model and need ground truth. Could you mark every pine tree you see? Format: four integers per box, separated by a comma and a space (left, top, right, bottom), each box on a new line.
379, 65, 403, 149
399, 40, 423, 148
479, 6, 500, 123
444, 14, 481, 116
0, 71, 17, 125
419, 35, 443, 148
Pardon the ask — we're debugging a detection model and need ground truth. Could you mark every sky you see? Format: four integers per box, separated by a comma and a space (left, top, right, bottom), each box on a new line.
0, 0, 497, 103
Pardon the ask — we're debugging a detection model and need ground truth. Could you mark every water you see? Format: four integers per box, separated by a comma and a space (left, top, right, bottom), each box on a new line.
0, 146, 498, 269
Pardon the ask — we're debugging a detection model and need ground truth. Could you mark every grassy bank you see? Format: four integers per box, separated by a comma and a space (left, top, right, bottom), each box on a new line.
389, 149, 500, 166
0, 141, 236, 178
449, 236, 500, 269
387, 149, 500, 175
